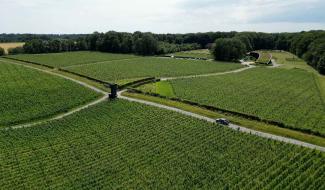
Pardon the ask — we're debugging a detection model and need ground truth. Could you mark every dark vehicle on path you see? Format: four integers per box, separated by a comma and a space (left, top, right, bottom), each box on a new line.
216, 118, 230, 126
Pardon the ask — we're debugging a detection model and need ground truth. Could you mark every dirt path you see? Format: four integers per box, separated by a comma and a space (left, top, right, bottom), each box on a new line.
2, 58, 324, 151
161, 64, 255, 81
0, 59, 108, 129
118, 90, 325, 152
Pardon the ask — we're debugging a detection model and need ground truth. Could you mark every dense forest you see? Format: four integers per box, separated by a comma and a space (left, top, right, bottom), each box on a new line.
2, 30, 324, 74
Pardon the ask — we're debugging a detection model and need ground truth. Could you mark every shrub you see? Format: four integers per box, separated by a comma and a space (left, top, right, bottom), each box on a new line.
0, 47, 5, 56
8, 47, 25, 55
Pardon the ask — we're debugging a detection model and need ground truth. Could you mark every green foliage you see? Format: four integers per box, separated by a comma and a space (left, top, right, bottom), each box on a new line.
134, 33, 158, 55
305, 37, 325, 74
157, 42, 201, 54
171, 49, 212, 59
7, 51, 139, 68
212, 38, 246, 61
64, 57, 243, 84
0, 47, 4, 56
0, 60, 100, 127
168, 68, 325, 136
0, 100, 323, 189
7, 46, 25, 55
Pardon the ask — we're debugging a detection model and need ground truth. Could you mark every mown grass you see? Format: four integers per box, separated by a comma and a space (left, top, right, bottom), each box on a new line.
0, 100, 323, 189
138, 81, 175, 97
0, 58, 101, 127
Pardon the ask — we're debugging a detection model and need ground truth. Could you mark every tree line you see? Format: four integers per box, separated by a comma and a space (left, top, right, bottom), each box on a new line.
2, 30, 324, 74
0, 33, 86, 43
210, 31, 325, 74
6, 32, 200, 56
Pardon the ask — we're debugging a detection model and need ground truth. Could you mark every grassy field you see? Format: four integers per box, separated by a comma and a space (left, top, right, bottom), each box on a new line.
0, 42, 24, 54
157, 67, 325, 136
0, 100, 323, 189
256, 51, 272, 64
170, 49, 213, 59
0, 59, 101, 127
65, 57, 243, 84
138, 81, 175, 97
6, 51, 139, 68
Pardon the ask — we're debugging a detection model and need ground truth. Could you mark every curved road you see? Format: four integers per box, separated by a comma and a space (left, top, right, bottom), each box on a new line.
161, 65, 255, 81
2, 59, 324, 152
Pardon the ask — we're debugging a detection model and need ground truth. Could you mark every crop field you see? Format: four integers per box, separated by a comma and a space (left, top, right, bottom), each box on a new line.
166, 67, 325, 136
170, 49, 212, 59
0, 59, 101, 127
6, 51, 139, 68
65, 57, 243, 84
0, 100, 323, 189
0, 42, 24, 54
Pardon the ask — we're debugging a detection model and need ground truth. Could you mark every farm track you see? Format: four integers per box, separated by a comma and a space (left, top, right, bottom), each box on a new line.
161, 64, 255, 81
118, 90, 325, 152
0, 59, 108, 129
2, 58, 324, 152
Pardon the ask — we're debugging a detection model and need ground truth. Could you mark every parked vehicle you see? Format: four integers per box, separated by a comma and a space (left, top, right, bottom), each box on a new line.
215, 118, 230, 126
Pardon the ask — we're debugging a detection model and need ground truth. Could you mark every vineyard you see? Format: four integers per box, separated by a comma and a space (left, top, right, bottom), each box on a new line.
167, 67, 325, 136
0, 100, 323, 189
0, 60, 101, 127
64, 57, 243, 84
6, 51, 139, 68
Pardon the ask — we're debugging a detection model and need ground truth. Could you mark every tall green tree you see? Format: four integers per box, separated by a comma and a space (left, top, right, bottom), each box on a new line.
0, 47, 5, 56
211, 38, 246, 61
134, 33, 158, 55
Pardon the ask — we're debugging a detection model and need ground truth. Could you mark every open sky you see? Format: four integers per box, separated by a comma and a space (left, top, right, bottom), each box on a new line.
2, 0, 325, 34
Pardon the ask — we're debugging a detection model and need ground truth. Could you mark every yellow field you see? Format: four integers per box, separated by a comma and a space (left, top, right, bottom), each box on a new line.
0, 42, 24, 54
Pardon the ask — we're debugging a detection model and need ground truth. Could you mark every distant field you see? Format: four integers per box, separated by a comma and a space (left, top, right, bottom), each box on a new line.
6, 51, 139, 68
271, 51, 308, 69
0, 59, 101, 127
0, 42, 24, 54
162, 67, 325, 136
0, 100, 323, 189
65, 57, 243, 84
170, 49, 212, 59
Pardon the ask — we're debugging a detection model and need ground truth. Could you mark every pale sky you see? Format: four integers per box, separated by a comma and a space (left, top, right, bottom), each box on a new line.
2, 0, 325, 34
